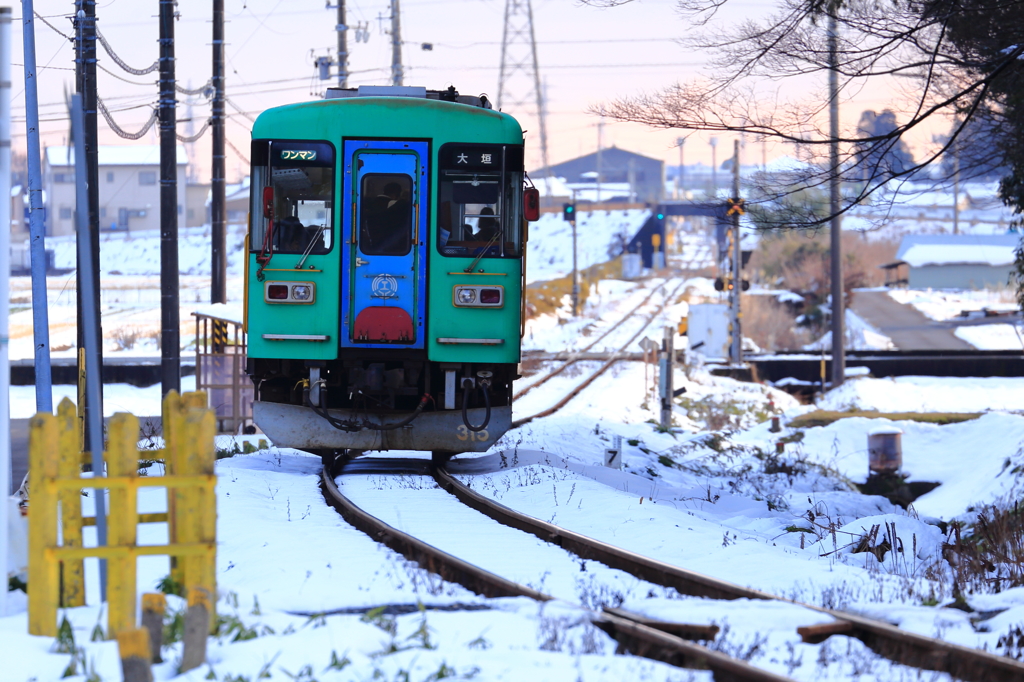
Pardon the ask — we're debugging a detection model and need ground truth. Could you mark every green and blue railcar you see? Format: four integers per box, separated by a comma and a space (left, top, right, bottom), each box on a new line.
244, 86, 539, 457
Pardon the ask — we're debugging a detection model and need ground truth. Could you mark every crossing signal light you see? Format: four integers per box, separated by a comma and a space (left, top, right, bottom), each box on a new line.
563, 203, 576, 221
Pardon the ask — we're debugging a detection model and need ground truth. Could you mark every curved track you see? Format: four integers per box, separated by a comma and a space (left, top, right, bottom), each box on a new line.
512, 277, 688, 429
321, 456, 795, 682
430, 458, 1024, 682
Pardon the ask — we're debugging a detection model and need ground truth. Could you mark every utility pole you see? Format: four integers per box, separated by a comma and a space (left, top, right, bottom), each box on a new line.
336, 0, 347, 88
389, 0, 402, 86
730, 139, 742, 365
159, 0, 180, 395
0, 7, 11, 615
72, 92, 108, 599
953, 139, 960, 235
20, 0, 52, 415
75, 0, 102, 435
676, 137, 684, 199
211, 0, 226, 304
571, 189, 579, 316
710, 137, 718, 197
828, 11, 845, 387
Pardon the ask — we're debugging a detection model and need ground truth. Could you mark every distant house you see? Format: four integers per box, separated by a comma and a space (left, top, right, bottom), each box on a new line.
539, 147, 664, 204
896, 234, 1021, 289
44, 144, 188, 236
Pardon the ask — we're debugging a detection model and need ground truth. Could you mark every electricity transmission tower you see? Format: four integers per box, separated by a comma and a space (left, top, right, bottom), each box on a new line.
497, 0, 550, 178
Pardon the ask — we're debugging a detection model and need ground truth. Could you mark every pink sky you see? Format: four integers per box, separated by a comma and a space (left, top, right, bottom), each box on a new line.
10, 0, 945, 183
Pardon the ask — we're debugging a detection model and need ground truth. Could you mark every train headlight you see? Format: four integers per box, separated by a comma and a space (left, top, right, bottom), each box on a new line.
457, 287, 477, 304
291, 285, 312, 301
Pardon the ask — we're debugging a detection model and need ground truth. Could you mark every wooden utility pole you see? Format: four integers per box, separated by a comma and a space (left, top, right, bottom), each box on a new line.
730, 140, 742, 365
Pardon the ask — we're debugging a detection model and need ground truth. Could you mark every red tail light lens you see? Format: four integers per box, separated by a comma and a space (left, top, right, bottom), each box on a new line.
267, 284, 288, 300
480, 288, 501, 304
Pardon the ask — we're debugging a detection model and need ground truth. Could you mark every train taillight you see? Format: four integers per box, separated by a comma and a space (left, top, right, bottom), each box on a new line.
480, 288, 501, 304
267, 284, 289, 300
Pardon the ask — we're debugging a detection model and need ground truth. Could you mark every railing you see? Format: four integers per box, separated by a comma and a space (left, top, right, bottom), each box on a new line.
27, 391, 217, 639
194, 312, 253, 434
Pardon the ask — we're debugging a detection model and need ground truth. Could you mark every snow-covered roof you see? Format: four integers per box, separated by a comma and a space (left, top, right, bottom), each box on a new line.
896, 234, 1021, 267
761, 155, 814, 173
45, 144, 188, 167
536, 175, 571, 197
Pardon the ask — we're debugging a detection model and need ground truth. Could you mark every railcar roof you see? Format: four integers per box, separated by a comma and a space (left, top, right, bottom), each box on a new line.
252, 96, 524, 143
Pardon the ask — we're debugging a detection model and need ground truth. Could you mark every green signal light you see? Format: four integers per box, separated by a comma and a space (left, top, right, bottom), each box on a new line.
656, 213, 665, 220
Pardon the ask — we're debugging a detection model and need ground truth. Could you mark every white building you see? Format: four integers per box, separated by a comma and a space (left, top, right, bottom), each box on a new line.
43, 144, 188, 236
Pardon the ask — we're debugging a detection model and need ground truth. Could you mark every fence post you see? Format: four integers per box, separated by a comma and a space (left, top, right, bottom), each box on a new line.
117, 627, 154, 682
180, 586, 211, 673
141, 593, 166, 663
187, 408, 217, 630
27, 413, 59, 636
106, 413, 140, 640
56, 398, 84, 607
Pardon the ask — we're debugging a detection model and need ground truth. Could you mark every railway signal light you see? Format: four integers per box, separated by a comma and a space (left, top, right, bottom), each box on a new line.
563, 203, 576, 221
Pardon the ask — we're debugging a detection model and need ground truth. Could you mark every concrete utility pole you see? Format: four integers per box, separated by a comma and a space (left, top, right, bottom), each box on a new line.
571, 189, 579, 316
72, 92, 108, 599
730, 139, 742, 365
0, 5, 10, 617
21, 0, 52, 415
75, 0, 103, 436
159, 0, 180, 395
953, 139, 960, 235
710, 137, 718, 197
828, 12, 845, 387
676, 137, 684, 199
390, 0, 403, 86
211, 0, 226, 304
336, 0, 348, 88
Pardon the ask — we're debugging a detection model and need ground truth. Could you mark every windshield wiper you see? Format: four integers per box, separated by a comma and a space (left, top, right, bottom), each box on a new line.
295, 224, 328, 269
463, 229, 502, 273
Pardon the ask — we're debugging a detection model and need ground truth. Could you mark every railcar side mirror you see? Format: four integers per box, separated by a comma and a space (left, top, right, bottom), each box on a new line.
262, 186, 274, 219
523, 187, 540, 222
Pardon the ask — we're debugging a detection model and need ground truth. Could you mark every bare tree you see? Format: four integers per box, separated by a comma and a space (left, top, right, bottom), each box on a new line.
589, 0, 1024, 229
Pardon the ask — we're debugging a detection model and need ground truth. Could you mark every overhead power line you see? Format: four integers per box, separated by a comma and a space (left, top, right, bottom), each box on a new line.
98, 96, 157, 140
96, 28, 158, 75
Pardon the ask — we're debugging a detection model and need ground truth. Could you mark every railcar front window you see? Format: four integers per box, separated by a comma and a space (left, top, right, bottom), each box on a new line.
250, 140, 335, 256
437, 143, 523, 258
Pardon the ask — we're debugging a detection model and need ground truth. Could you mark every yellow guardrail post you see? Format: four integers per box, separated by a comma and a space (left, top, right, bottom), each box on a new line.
28, 413, 59, 637
56, 398, 85, 608
106, 413, 140, 639
164, 391, 185, 590
185, 408, 217, 630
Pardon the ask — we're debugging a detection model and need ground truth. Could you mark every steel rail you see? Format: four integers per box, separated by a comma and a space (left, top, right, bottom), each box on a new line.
512, 278, 688, 429
320, 458, 796, 682
514, 280, 668, 401
432, 464, 1024, 682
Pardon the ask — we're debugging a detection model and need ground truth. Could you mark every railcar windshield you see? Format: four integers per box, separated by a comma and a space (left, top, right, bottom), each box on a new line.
250, 140, 335, 256
437, 143, 523, 258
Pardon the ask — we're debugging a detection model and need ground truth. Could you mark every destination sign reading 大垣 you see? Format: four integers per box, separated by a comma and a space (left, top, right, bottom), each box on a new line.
440, 144, 524, 172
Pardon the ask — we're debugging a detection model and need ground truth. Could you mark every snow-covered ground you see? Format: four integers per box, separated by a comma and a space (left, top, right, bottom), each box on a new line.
9, 271, 1024, 680
525, 209, 650, 283
804, 308, 896, 351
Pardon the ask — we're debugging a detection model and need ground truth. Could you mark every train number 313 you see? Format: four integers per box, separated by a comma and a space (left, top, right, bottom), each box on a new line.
456, 425, 490, 442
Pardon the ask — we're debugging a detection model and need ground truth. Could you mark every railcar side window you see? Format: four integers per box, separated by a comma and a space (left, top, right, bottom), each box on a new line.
437, 143, 523, 258
250, 140, 335, 256
359, 173, 413, 256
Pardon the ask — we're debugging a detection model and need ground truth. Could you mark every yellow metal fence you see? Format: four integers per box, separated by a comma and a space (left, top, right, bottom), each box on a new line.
28, 391, 217, 639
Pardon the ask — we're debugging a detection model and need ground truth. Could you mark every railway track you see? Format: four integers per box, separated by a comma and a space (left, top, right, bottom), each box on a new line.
429, 457, 1024, 682
512, 277, 688, 429
515, 279, 669, 401
321, 455, 796, 681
